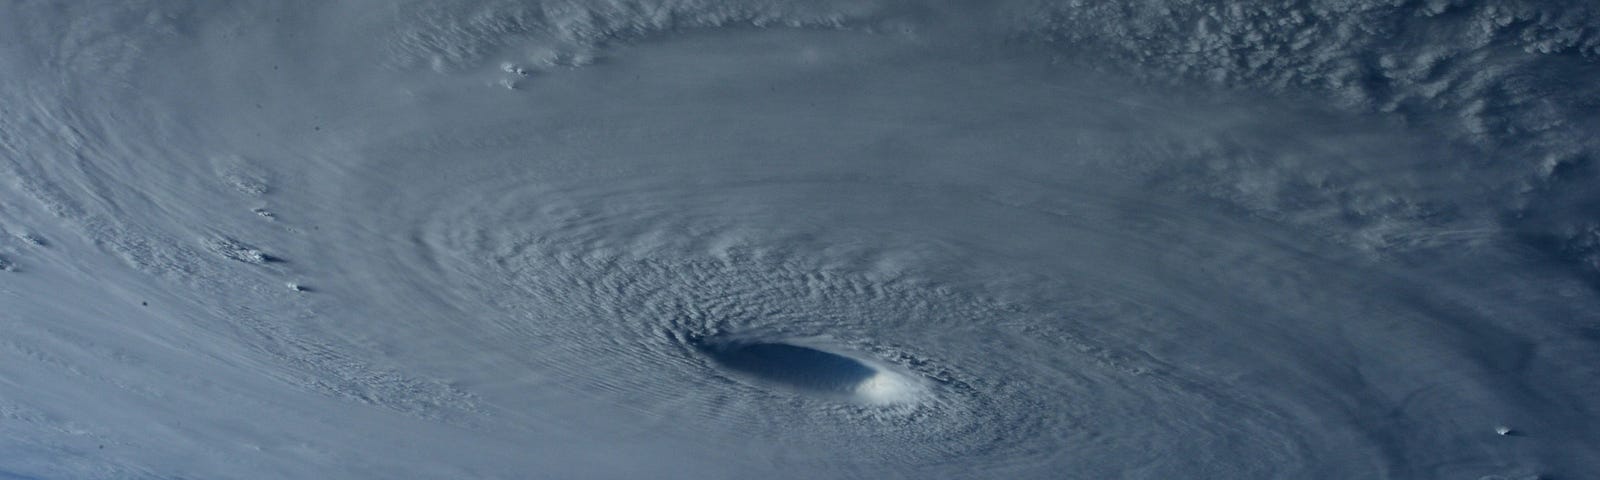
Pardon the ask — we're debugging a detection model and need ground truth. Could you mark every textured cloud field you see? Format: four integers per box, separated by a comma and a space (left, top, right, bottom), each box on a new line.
2, 1, 1597, 479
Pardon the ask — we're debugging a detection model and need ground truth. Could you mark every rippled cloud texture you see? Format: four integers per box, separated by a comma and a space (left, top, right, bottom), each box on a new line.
1, 1, 1597, 479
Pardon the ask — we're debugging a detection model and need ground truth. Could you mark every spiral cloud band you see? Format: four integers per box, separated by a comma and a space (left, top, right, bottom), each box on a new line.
1, 1, 1597, 479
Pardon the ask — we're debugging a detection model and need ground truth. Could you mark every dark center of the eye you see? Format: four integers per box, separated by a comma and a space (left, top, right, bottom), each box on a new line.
698, 340, 880, 394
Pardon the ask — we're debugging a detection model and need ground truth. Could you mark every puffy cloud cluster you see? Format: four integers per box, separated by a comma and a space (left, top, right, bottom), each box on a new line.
1016, 0, 1600, 279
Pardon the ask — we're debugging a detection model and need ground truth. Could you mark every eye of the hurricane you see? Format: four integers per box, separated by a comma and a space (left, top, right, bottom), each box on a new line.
694, 338, 922, 405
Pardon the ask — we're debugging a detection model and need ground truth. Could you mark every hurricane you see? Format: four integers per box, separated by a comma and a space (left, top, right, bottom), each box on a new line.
2, 1, 1597, 479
